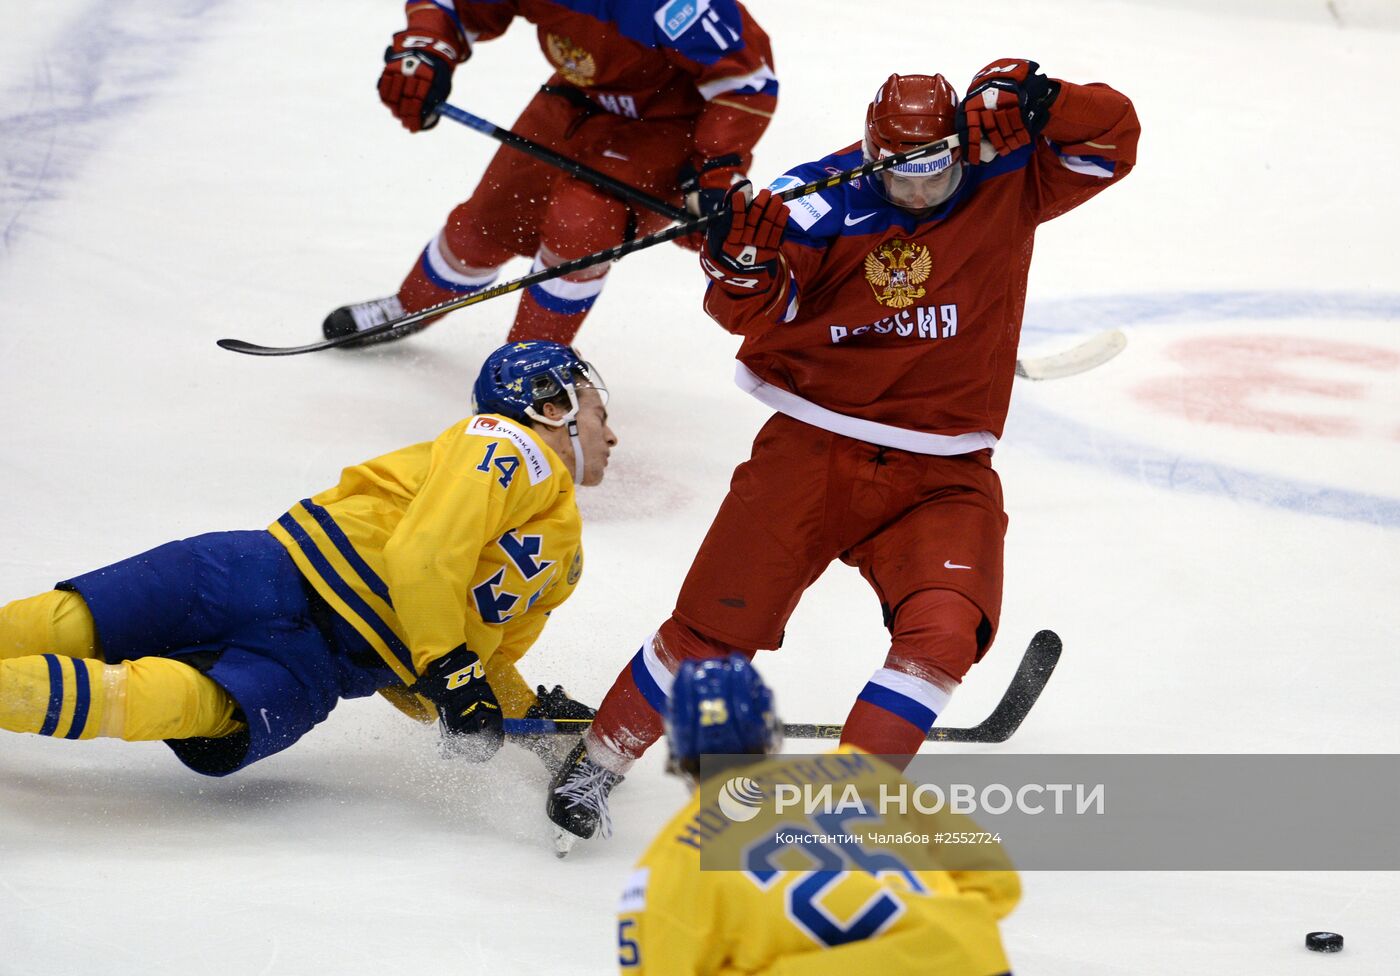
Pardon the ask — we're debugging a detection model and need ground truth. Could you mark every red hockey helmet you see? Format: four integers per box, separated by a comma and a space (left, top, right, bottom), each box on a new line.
863, 73, 963, 211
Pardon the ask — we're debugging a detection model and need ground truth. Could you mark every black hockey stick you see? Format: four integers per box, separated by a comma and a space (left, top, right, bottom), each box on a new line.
437, 104, 688, 222
503, 629, 1061, 744
216, 133, 961, 356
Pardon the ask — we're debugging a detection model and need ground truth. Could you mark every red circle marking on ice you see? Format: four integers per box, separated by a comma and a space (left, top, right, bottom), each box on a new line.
1132, 335, 1399, 436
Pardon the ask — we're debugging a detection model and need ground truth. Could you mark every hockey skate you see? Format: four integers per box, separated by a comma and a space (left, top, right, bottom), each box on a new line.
322, 295, 431, 347
547, 739, 623, 857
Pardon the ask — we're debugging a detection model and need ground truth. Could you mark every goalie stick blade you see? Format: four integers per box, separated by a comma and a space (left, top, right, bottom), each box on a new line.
503, 630, 1062, 745
1015, 329, 1126, 380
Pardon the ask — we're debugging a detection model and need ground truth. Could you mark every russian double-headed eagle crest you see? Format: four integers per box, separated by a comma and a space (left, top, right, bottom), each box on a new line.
546, 34, 597, 87
864, 239, 932, 309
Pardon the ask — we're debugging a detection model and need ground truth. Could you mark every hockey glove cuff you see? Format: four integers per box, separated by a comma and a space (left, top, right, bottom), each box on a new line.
676, 154, 748, 252
416, 645, 503, 761
700, 183, 788, 298
378, 6, 465, 132
958, 59, 1060, 164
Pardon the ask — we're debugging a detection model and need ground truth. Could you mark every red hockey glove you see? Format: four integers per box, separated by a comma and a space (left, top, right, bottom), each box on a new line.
378, 6, 465, 132
958, 59, 1059, 164
700, 183, 788, 297
675, 154, 747, 252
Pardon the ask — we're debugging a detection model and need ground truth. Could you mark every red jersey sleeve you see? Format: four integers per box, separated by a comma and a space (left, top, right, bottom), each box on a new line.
660, 1, 778, 166
1031, 80, 1140, 222
426, 0, 519, 53
701, 237, 822, 339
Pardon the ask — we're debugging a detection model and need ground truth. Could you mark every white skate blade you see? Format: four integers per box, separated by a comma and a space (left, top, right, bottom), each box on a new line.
553, 827, 581, 859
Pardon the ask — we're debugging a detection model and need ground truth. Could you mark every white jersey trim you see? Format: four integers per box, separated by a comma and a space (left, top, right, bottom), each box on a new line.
1058, 153, 1115, 178
734, 363, 998, 456
696, 64, 778, 101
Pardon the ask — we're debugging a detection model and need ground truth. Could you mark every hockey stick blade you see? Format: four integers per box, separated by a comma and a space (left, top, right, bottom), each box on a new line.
1015, 329, 1126, 380
504, 629, 1061, 744
778, 629, 1061, 743
929, 628, 1060, 742
217, 336, 345, 356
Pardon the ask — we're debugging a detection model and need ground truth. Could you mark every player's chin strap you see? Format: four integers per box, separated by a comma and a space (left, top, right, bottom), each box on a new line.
565, 417, 584, 483
527, 384, 585, 484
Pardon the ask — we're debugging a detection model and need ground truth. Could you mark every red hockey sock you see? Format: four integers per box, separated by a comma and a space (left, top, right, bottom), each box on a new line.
841, 698, 940, 770
584, 656, 667, 773
397, 233, 498, 315
508, 288, 592, 345
585, 618, 750, 773
507, 255, 608, 344
839, 589, 980, 767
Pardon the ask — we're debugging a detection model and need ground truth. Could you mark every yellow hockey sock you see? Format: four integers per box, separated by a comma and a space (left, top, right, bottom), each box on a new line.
0, 654, 243, 741
0, 589, 100, 660
0, 656, 110, 739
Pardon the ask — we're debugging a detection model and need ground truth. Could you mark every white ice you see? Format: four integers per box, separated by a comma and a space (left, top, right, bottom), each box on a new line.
2, 0, 1398, 973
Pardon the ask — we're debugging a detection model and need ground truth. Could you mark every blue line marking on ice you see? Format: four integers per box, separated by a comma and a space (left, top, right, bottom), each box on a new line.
1012, 405, 1400, 528
1015, 290, 1400, 529
0, 0, 227, 255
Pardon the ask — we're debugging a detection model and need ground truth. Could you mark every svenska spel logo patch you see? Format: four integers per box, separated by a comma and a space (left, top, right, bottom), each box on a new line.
467, 415, 552, 485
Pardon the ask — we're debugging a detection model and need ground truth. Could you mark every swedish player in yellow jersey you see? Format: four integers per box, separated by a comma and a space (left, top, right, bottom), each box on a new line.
0, 342, 615, 776
617, 656, 1018, 975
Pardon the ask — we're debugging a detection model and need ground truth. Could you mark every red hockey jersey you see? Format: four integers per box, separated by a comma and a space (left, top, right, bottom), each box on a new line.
417, 0, 777, 162
704, 80, 1139, 453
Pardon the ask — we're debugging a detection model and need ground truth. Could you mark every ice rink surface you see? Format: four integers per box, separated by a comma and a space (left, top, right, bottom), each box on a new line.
2, 0, 1398, 972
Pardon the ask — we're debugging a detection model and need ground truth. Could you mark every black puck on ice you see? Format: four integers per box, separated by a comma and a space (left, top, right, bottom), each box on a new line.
1305, 932, 1343, 953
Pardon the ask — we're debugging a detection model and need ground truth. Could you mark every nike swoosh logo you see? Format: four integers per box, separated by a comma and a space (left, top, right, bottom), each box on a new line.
259, 708, 273, 733
944, 560, 972, 570
844, 212, 878, 227
601, 149, 630, 161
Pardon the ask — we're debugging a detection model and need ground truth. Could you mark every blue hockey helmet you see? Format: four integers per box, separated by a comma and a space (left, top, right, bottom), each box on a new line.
666, 654, 781, 778
472, 341, 607, 428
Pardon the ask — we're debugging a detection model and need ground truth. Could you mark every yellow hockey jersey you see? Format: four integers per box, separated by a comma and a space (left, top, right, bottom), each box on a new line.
268, 414, 583, 698
617, 747, 1018, 976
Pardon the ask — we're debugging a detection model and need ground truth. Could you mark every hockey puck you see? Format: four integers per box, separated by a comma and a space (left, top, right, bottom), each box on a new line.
1305, 932, 1343, 953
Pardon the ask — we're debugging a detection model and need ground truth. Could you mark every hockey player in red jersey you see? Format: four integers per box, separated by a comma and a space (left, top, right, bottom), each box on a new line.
546, 61, 1139, 850
324, 0, 777, 348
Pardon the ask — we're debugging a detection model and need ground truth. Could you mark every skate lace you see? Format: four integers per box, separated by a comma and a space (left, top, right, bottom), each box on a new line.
348, 296, 404, 332
553, 763, 619, 839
